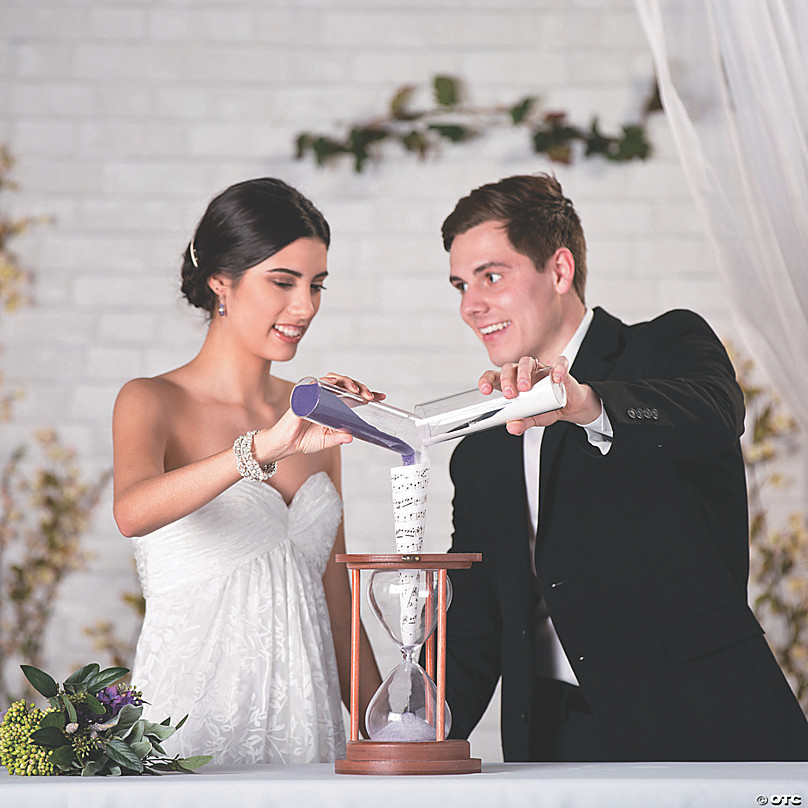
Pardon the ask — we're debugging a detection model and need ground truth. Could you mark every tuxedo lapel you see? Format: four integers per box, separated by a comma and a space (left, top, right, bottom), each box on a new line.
570, 306, 624, 383
492, 429, 529, 539
486, 429, 533, 581
537, 308, 624, 518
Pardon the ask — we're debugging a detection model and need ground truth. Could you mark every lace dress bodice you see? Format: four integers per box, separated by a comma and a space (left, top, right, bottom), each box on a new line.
130, 472, 346, 764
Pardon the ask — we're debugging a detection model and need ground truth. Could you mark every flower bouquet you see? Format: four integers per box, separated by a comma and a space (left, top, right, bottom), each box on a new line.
0, 663, 212, 776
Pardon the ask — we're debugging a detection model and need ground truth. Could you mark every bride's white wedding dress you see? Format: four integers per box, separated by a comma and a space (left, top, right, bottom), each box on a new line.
129, 472, 346, 764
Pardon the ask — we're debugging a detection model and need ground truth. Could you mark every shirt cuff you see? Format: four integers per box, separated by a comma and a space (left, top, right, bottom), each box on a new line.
581, 401, 613, 455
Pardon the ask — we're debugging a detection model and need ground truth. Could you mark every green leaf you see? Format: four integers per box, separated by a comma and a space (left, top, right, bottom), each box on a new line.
87, 667, 129, 693
389, 84, 416, 120
611, 125, 652, 162
643, 80, 663, 114
509, 97, 536, 125
177, 755, 213, 771
20, 665, 58, 698
110, 704, 142, 736
347, 126, 388, 173
130, 740, 152, 760
49, 744, 76, 769
40, 710, 66, 729
175, 714, 188, 730
105, 738, 144, 774
126, 720, 145, 744
30, 726, 70, 748
148, 760, 182, 772
61, 694, 77, 724
427, 124, 470, 143
434, 75, 460, 107
65, 663, 100, 688
312, 136, 347, 168
108, 764, 122, 777
294, 133, 311, 160
532, 118, 577, 164
143, 720, 175, 742
400, 130, 428, 156
85, 693, 106, 715
583, 117, 614, 157
81, 759, 103, 777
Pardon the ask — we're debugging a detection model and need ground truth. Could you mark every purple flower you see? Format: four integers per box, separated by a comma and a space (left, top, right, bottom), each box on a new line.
94, 684, 143, 722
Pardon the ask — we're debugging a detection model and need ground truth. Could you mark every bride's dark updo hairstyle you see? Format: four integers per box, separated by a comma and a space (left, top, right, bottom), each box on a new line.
181, 178, 330, 316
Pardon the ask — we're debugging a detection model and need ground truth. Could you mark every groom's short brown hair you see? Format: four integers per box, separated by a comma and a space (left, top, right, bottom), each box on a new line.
442, 173, 588, 303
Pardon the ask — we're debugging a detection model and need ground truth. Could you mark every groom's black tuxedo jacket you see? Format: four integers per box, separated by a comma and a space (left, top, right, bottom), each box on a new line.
445, 307, 808, 761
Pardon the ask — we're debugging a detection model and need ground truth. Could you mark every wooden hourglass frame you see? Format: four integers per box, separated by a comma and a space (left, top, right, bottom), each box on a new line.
334, 552, 482, 776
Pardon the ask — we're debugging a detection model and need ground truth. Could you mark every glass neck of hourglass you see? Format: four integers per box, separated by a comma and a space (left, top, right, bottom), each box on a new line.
400, 645, 421, 663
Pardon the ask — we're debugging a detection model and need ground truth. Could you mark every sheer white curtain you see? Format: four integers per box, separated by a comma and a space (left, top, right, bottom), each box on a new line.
634, 0, 808, 434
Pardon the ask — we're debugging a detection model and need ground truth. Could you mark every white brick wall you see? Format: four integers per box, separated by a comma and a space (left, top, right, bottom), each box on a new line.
0, 0, 784, 762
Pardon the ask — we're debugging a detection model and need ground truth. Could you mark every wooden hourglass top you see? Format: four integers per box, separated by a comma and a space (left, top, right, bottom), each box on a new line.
335, 552, 481, 570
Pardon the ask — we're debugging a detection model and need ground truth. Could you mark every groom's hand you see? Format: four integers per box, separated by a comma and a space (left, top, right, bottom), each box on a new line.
479, 354, 550, 399
478, 355, 602, 434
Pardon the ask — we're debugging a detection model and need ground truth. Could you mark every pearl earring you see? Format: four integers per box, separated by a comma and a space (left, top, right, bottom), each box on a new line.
218, 297, 226, 317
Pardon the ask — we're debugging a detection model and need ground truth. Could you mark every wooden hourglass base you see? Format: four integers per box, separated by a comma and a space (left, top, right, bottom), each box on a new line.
335, 739, 481, 775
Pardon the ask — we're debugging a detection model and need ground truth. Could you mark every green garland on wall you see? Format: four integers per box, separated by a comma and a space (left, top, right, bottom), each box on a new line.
295, 75, 661, 173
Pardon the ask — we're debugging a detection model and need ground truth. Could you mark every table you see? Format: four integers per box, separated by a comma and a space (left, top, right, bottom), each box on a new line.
2, 761, 808, 808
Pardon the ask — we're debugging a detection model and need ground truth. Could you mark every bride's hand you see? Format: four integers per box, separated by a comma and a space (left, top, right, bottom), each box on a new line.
260, 407, 354, 458
320, 371, 386, 403
252, 372, 386, 462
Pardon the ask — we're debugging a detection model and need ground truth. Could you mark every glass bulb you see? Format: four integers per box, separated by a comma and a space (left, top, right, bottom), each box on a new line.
367, 569, 451, 652
365, 569, 453, 741
365, 656, 451, 742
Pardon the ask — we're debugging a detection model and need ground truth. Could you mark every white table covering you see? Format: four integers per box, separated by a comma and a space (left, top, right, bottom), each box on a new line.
2, 762, 808, 808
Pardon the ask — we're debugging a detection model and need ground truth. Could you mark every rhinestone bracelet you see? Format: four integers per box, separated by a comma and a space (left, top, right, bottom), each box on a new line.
233, 430, 277, 482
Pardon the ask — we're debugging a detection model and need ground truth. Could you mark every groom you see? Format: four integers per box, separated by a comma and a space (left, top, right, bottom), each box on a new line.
440, 173, 808, 761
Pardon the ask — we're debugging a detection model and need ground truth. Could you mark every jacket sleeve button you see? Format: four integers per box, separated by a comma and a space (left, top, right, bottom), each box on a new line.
627, 408, 636, 418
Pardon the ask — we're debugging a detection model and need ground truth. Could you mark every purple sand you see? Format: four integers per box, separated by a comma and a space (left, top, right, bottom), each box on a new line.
401, 453, 416, 465
291, 383, 415, 456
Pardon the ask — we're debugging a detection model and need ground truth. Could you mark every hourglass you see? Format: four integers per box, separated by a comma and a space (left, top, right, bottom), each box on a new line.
335, 552, 482, 775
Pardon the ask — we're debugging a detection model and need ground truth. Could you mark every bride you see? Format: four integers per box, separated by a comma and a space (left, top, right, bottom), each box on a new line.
112, 178, 381, 764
